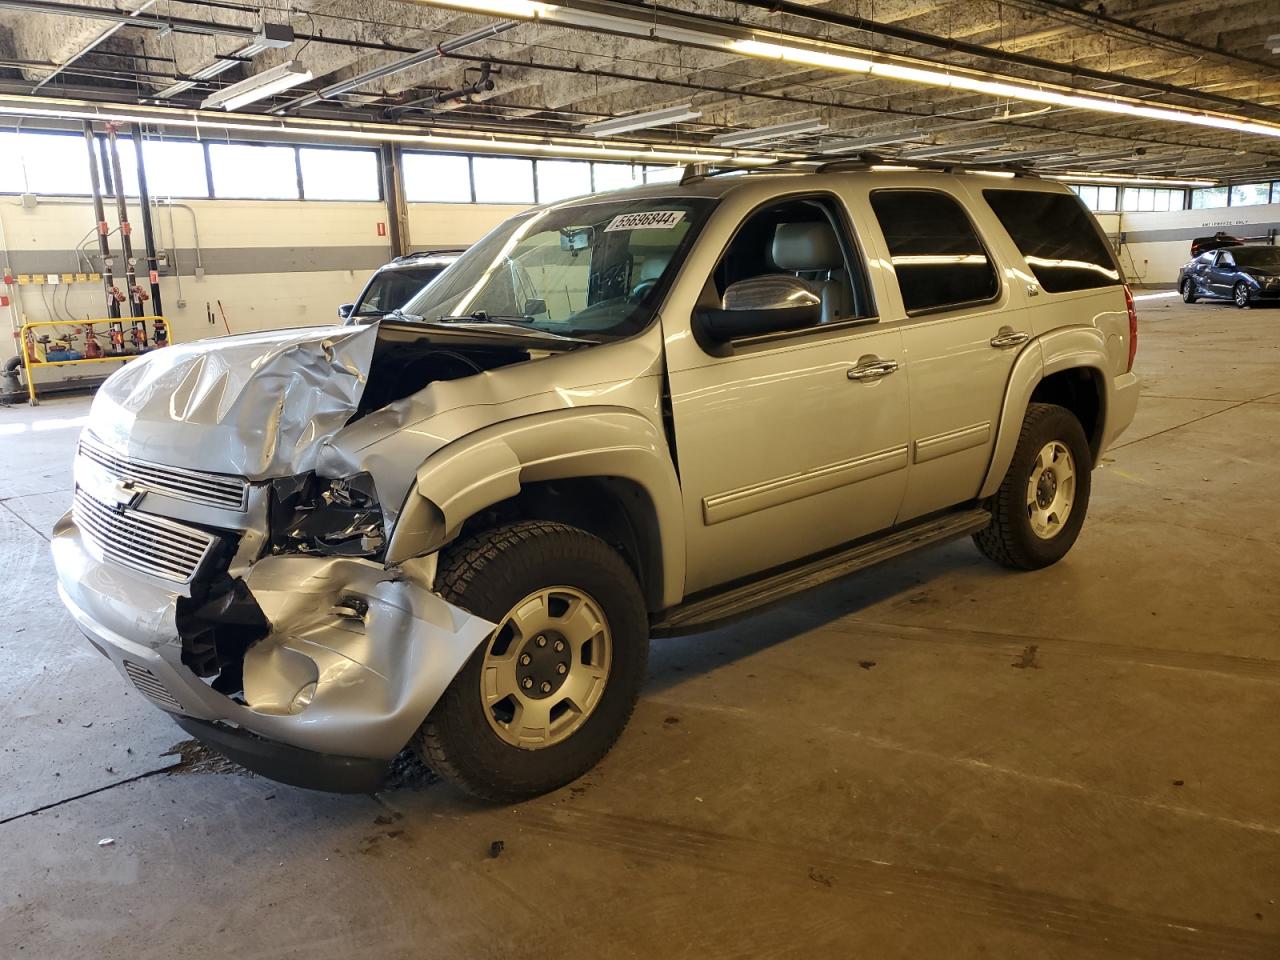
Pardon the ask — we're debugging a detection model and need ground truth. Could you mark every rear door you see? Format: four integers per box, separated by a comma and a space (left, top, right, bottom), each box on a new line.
861, 185, 1028, 523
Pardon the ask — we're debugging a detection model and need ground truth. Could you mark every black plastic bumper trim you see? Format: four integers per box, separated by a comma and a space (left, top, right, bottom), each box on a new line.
173, 716, 389, 794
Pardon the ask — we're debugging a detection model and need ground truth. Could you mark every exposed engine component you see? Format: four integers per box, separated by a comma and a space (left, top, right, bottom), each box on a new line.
270, 472, 386, 559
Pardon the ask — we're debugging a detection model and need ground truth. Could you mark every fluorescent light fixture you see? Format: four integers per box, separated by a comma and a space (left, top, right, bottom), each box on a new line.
0, 95, 780, 167
582, 104, 701, 137
158, 26, 295, 101
190, 57, 241, 82
967, 169, 1016, 178
711, 118, 828, 147
202, 60, 313, 111
818, 132, 925, 154
238, 24, 295, 58
154, 79, 196, 99
870, 164, 919, 172
900, 138, 1007, 159
1048, 172, 1215, 187
980, 148, 1076, 163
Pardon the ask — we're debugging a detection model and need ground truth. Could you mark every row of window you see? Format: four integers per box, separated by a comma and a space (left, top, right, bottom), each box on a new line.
1070, 184, 1187, 213
731, 188, 1118, 328
1190, 182, 1280, 210
0, 130, 681, 203
403, 154, 680, 204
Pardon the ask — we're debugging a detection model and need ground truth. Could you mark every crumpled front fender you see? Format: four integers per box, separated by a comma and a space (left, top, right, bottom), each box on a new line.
234, 555, 497, 758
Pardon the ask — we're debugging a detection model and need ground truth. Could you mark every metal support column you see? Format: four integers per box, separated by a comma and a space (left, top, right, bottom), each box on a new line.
379, 142, 409, 259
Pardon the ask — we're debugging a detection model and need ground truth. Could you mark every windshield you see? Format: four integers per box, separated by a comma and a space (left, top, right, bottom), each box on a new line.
1233, 248, 1280, 269
353, 264, 450, 316
400, 196, 715, 341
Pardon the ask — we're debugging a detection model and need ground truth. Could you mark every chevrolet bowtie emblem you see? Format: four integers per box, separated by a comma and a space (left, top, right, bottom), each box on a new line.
109, 479, 143, 512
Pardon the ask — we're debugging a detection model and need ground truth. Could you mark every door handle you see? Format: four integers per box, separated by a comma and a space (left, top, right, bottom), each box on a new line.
847, 358, 899, 381
990, 329, 1031, 349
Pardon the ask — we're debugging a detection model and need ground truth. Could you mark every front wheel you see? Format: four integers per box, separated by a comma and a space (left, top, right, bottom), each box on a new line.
1181, 278, 1198, 303
412, 520, 649, 802
1234, 281, 1251, 309
974, 402, 1093, 571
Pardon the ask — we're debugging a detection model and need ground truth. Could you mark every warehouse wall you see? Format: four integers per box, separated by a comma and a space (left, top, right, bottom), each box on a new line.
1115, 204, 1280, 287
2, 194, 525, 385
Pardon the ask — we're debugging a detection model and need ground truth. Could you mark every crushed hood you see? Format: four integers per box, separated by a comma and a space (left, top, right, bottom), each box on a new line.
89, 325, 378, 479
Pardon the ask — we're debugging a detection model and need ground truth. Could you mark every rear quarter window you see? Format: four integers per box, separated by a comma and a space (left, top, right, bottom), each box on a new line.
984, 190, 1122, 294
869, 189, 999, 315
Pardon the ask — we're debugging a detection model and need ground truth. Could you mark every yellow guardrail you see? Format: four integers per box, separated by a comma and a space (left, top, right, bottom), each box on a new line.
17, 316, 172, 405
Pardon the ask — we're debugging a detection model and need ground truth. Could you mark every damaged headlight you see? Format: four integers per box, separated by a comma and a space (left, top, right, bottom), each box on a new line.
269, 472, 386, 559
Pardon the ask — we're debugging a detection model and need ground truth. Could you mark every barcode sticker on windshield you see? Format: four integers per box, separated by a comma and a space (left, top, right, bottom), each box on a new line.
604, 210, 686, 232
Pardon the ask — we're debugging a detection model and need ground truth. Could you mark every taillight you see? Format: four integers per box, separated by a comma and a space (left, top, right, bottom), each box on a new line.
1123, 284, 1138, 372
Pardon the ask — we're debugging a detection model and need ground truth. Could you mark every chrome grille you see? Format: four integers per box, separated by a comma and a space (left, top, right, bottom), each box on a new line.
122, 660, 183, 711
78, 433, 248, 511
74, 487, 217, 584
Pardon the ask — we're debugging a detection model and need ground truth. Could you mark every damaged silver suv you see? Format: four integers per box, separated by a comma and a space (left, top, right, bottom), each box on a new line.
53, 163, 1139, 800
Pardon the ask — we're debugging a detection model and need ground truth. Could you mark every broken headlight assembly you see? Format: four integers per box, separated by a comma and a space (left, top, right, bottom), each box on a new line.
269, 472, 386, 559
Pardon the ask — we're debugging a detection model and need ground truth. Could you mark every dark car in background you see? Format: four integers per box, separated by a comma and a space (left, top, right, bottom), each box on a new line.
1179, 244, 1280, 308
339, 249, 464, 322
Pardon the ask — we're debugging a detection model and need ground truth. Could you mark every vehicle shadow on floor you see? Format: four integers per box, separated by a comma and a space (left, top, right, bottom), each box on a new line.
645, 540, 989, 695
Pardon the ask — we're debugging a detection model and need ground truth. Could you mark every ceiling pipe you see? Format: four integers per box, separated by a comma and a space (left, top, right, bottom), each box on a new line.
272, 20, 519, 115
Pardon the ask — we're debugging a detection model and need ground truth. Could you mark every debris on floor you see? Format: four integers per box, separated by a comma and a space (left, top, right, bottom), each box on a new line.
97, 838, 115, 847
162, 739, 251, 777
1011, 644, 1041, 669
488, 840, 505, 859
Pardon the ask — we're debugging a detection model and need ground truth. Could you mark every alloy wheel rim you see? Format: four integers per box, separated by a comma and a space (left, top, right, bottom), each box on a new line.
1025, 441, 1076, 540
479, 586, 612, 749
1235, 285, 1248, 306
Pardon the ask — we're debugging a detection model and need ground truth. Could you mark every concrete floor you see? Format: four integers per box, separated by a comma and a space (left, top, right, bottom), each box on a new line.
2, 293, 1279, 959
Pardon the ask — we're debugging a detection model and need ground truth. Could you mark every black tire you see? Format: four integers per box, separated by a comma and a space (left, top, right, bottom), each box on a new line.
1233, 281, 1251, 309
973, 402, 1092, 571
1181, 278, 1198, 303
412, 520, 649, 802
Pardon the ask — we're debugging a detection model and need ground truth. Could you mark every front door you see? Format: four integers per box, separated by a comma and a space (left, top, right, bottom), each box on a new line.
1208, 251, 1237, 296
664, 193, 910, 594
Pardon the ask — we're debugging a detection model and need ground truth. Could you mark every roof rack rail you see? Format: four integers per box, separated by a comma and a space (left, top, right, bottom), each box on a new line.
813, 151, 1040, 177
678, 152, 1041, 184
393, 248, 467, 262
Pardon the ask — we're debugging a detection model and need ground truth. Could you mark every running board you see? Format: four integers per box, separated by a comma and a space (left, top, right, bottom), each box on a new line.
652, 508, 991, 635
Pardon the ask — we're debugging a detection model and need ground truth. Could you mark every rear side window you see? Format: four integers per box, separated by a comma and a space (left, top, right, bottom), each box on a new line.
869, 190, 999, 314
984, 190, 1121, 293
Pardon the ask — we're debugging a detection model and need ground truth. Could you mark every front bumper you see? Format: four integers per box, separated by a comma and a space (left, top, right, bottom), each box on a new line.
52, 509, 495, 784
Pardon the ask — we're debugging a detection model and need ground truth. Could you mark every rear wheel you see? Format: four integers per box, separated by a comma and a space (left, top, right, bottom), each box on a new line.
974, 403, 1092, 571
412, 521, 649, 802
1181, 278, 1198, 303
1234, 281, 1251, 308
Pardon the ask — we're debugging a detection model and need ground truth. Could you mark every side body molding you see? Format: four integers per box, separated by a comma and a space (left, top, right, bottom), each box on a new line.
386, 407, 687, 609
978, 326, 1110, 500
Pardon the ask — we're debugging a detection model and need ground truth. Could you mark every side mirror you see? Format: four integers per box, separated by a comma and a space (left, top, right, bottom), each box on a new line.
338, 303, 354, 319
694, 275, 821, 343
